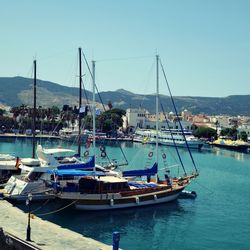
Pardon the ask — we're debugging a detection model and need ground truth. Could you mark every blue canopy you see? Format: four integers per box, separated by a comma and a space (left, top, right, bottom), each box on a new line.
122, 163, 158, 177
58, 156, 95, 170
47, 169, 105, 177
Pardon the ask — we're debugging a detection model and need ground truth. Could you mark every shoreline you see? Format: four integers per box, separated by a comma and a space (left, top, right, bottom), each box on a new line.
0, 133, 60, 140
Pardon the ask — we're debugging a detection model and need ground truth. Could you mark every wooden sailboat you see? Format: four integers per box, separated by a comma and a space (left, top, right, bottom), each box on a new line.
49, 55, 198, 210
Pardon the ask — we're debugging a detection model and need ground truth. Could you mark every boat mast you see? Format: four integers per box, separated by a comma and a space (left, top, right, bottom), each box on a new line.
156, 55, 159, 172
32, 60, 37, 159
78, 47, 82, 156
92, 60, 96, 172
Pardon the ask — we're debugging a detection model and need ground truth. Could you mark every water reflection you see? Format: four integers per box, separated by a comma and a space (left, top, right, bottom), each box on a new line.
200, 146, 249, 161
14, 198, 196, 249
30, 200, 195, 247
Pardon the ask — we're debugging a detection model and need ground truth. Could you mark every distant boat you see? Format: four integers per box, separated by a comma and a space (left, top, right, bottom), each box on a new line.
134, 128, 203, 149
210, 137, 250, 153
59, 127, 88, 143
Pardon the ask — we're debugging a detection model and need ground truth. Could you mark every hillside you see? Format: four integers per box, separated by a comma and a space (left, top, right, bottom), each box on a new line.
0, 77, 250, 115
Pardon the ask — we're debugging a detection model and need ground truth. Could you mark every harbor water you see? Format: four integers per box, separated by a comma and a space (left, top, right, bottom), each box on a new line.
1, 137, 250, 250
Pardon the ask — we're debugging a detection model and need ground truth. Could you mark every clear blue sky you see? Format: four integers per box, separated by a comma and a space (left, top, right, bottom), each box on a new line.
1, 0, 250, 97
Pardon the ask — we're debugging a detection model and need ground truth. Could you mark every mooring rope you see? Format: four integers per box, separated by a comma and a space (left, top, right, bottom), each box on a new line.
31, 199, 51, 213
34, 200, 78, 216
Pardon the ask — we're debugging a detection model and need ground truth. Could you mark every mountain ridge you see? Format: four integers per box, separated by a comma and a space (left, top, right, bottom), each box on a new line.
1, 76, 250, 115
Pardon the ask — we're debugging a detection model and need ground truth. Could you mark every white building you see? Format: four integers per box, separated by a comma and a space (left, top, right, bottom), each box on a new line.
122, 108, 148, 132
123, 108, 193, 132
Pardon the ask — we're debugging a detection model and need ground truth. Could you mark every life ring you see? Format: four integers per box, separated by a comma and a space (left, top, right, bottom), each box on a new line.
148, 151, 153, 158
101, 151, 107, 158
84, 150, 89, 157
100, 145, 106, 152
162, 153, 166, 159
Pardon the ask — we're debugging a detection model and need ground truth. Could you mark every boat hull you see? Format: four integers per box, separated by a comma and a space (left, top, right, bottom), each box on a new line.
211, 143, 249, 153
73, 188, 184, 211
4, 193, 56, 201
160, 141, 203, 149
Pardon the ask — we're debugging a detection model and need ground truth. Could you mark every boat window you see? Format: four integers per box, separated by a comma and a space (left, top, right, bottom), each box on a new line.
28, 172, 43, 181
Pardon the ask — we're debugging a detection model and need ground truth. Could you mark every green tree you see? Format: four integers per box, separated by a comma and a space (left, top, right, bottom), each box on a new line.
220, 127, 238, 139
51, 106, 60, 116
0, 109, 5, 116
239, 131, 248, 141
83, 115, 92, 130
194, 126, 217, 139
84, 108, 126, 133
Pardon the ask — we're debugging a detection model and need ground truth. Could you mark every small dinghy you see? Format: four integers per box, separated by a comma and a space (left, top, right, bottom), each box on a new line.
179, 190, 197, 199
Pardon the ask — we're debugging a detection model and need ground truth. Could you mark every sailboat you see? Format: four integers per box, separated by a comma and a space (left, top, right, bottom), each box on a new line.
48, 55, 198, 210
3, 50, 120, 201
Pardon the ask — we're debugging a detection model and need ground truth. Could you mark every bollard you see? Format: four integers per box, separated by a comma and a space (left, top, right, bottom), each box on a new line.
112, 231, 120, 250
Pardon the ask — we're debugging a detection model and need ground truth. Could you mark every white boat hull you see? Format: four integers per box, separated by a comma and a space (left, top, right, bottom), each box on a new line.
3, 176, 55, 201
160, 140, 203, 149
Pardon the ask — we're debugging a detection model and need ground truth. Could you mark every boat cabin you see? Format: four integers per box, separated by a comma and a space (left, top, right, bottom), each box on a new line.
78, 176, 130, 194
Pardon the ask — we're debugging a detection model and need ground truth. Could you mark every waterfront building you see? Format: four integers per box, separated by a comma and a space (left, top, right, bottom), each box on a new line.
122, 108, 148, 132
122, 108, 192, 132
238, 119, 250, 141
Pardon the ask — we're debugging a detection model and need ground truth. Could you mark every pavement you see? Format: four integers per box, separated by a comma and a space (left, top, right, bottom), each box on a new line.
0, 200, 111, 250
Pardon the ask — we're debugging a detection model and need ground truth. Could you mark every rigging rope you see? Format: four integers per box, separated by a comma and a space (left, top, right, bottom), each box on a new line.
160, 101, 187, 175
82, 51, 106, 111
81, 51, 129, 167
95, 55, 154, 63
159, 59, 198, 173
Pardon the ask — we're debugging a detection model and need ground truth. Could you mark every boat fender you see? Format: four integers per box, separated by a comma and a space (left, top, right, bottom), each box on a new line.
110, 199, 114, 206
162, 153, 166, 159
83, 150, 89, 157
148, 152, 153, 158
135, 196, 139, 204
154, 194, 157, 200
100, 146, 106, 152
191, 191, 197, 197
101, 151, 107, 158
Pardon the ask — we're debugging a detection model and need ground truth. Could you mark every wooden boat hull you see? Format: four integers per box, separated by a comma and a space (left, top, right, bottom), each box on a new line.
73, 187, 184, 210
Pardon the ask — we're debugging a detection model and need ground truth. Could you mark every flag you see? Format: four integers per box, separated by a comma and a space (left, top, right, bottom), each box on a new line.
86, 137, 91, 148
79, 106, 85, 113
95, 109, 101, 116
15, 157, 22, 170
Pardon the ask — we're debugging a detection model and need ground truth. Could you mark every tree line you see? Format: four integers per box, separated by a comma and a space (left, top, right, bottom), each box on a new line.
0, 104, 125, 134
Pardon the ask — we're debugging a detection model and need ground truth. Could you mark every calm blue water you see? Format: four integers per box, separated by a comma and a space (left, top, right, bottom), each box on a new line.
1, 137, 250, 250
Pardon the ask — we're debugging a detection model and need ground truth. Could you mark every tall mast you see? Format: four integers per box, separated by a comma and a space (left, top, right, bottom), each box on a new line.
32, 60, 36, 159
156, 55, 159, 165
78, 47, 82, 156
92, 60, 96, 172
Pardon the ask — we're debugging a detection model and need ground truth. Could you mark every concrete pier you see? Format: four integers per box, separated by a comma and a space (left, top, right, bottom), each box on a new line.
0, 200, 111, 250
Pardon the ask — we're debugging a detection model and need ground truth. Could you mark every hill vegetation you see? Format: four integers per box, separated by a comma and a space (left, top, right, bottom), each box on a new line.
1, 77, 250, 116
